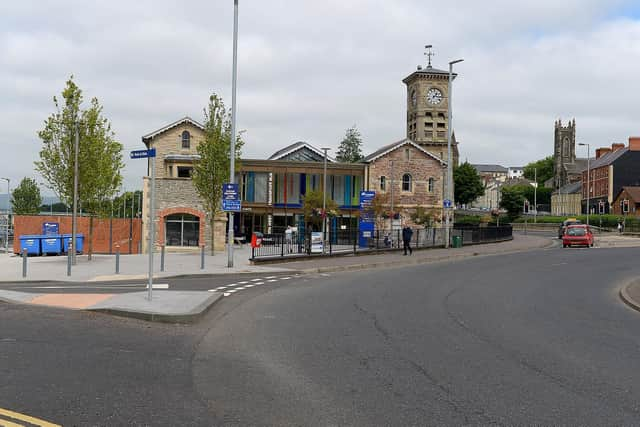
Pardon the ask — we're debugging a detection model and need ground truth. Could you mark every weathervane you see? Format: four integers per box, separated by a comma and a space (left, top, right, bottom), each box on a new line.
424, 44, 434, 67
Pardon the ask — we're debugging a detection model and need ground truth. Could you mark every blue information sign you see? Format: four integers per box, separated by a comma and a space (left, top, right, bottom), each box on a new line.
443, 199, 452, 208
222, 183, 241, 212
358, 191, 376, 248
130, 148, 156, 159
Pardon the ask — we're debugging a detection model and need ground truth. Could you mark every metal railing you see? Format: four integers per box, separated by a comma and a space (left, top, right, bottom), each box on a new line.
250, 225, 513, 260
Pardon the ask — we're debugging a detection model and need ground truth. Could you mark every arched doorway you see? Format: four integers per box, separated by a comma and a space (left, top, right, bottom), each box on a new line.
165, 213, 200, 247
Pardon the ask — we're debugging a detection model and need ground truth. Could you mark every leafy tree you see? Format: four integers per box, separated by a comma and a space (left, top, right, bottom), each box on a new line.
335, 125, 364, 163
11, 178, 42, 215
111, 191, 143, 218
301, 190, 338, 232
192, 94, 244, 254
509, 184, 552, 207
523, 156, 554, 186
35, 76, 124, 257
500, 186, 526, 220
410, 206, 434, 227
363, 192, 390, 231
453, 161, 484, 205
40, 202, 68, 213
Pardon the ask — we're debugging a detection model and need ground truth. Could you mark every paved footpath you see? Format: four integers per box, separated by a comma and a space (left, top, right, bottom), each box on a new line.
2, 232, 637, 322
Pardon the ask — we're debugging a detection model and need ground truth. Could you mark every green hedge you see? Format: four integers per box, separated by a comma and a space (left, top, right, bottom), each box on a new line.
512, 214, 640, 229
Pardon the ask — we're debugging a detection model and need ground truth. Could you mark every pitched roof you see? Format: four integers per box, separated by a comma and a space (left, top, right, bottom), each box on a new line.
142, 116, 204, 144
589, 147, 628, 169
553, 181, 582, 195
361, 138, 447, 165
268, 141, 335, 162
616, 186, 640, 202
472, 164, 508, 173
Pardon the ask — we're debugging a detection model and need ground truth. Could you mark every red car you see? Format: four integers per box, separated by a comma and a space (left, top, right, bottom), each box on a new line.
562, 225, 594, 248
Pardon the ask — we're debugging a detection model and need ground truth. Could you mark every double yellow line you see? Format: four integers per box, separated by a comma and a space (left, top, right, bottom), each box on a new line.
0, 408, 60, 427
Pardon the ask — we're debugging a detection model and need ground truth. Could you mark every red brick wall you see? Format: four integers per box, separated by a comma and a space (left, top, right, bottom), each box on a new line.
13, 215, 142, 255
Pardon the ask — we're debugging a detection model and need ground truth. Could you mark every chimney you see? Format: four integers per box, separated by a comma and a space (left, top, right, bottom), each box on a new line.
629, 137, 640, 151
595, 148, 611, 159
612, 143, 625, 152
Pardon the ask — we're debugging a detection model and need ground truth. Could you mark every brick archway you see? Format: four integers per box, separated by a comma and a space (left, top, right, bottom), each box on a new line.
157, 207, 206, 246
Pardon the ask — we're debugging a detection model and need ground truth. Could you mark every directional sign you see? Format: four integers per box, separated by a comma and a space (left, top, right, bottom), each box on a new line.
222, 183, 241, 212
443, 199, 452, 208
130, 148, 156, 159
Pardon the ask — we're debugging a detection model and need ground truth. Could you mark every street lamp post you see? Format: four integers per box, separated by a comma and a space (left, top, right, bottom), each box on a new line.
321, 147, 330, 254
227, 0, 239, 268
445, 58, 463, 249
1, 178, 9, 254
534, 167, 537, 223
578, 142, 590, 226
71, 123, 79, 265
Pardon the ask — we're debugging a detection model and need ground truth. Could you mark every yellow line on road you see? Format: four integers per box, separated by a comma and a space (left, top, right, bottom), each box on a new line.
0, 417, 24, 427
0, 408, 60, 427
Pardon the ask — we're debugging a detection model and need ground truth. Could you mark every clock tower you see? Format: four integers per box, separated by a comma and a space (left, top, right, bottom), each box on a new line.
402, 48, 459, 165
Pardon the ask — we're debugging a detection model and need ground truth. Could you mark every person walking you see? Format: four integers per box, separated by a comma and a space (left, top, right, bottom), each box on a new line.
402, 226, 413, 255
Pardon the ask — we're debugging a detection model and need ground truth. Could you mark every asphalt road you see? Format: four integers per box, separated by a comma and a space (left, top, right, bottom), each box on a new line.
3, 244, 640, 425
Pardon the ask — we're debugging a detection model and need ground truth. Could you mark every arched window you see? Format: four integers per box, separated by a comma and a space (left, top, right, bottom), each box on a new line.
428, 177, 434, 192
380, 176, 386, 191
181, 131, 191, 149
402, 173, 412, 192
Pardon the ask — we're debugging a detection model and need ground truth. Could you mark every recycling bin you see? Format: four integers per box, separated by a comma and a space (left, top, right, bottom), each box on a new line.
19, 235, 41, 256
62, 233, 84, 254
41, 235, 62, 255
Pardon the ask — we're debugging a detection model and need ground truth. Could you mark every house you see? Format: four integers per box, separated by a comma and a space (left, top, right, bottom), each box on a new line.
612, 187, 640, 216
472, 164, 508, 182
508, 166, 524, 179
551, 181, 582, 216
581, 138, 640, 214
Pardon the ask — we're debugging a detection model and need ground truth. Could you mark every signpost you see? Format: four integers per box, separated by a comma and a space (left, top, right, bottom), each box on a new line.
130, 148, 156, 300
359, 191, 376, 248
443, 199, 452, 209
222, 183, 241, 212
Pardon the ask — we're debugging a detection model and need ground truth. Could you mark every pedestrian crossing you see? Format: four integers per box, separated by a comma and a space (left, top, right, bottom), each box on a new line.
208, 274, 302, 297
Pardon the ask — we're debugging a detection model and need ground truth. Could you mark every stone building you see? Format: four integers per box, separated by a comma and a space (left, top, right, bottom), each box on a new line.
551, 181, 582, 216
552, 119, 588, 189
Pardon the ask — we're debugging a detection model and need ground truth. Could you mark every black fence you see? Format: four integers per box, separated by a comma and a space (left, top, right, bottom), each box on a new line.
251, 225, 513, 260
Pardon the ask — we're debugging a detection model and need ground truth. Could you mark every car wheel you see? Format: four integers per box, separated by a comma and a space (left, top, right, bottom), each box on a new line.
563, 244, 567, 248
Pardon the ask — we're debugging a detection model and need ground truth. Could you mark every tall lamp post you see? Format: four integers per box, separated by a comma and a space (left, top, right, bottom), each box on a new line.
578, 142, 590, 226
445, 58, 463, 249
321, 147, 331, 254
1, 177, 9, 254
227, 0, 239, 268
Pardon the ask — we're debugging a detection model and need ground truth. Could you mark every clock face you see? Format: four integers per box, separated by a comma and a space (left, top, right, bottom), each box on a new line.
426, 88, 443, 105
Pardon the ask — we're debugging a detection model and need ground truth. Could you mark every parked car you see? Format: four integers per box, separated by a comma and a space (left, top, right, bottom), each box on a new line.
558, 218, 582, 239
562, 224, 594, 248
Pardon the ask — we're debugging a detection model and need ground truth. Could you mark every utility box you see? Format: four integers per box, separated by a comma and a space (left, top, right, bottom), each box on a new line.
452, 235, 463, 248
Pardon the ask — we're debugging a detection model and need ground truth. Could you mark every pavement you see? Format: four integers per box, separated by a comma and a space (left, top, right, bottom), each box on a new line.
1, 231, 639, 323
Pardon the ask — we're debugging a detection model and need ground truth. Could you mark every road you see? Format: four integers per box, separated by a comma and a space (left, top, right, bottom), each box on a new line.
3, 243, 640, 425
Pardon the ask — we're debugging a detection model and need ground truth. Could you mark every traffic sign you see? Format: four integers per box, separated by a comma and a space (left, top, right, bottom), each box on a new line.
443, 199, 452, 208
130, 148, 156, 159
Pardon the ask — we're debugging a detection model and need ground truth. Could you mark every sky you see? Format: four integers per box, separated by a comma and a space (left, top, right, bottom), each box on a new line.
1, 0, 640, 202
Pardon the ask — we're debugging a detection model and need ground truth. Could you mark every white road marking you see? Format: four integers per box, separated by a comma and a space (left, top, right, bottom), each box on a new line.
207, 289, 217, 292
244, 284, 255, 288
223, 292, 231, 297
238, 281, 249, 284
226, 283, 237, 287
265, 276, 277, 279
235, 287, 247, 291
280, 277, 291, 280
250, 278, 262, 282
254, 282, 265, 285
214, 286, 227, 290
145, 284, 169, 289
267, 279, 277, 283
226, 289, 238, 293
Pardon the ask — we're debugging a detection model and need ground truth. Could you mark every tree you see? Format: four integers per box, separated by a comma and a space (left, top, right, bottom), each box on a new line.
523, 156, 554, 186
192, 94, 244, 254
35, 76, 124, 257
454, 161, 484, 205
509, 184, 552, 207
335, 125, 364, 163
301, 190, 338, 232
11, 178, 42, 215
499, 186, 525, 220
367, 192, 390, 231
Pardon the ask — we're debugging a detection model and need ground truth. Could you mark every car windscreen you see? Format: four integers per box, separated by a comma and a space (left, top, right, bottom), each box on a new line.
567, 228, 586, 236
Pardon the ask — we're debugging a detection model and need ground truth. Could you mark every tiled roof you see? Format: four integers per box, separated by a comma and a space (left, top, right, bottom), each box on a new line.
268, 141, 334, 162
142, 116, 204, 143
617, 186, 640, 202
361, 138, 446, 165
553, 181, 582, 195
472, 164, 508, 173
589, 147, 628, 169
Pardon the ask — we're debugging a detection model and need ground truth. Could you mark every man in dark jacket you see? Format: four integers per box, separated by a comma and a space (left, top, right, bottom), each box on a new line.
402, 226, 413, 255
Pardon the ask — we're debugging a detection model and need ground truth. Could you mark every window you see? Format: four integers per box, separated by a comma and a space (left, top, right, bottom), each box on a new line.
380, 176, 386, 191
165, 214, 199, 247
437, 123, 446, 129
404, 149, 410, 161
181, 131, 191, 149
425, 122, 433, 128
438, 112, 446, 119
428, 177, 434, 192
177, 166, 192, 178
402, 173, 412, 192
425, 112, 433, 118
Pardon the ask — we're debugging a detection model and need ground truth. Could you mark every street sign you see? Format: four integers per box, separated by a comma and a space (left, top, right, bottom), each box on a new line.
222, 183, 241, 212
130, 148, 156, 159
443, 199, 452, 208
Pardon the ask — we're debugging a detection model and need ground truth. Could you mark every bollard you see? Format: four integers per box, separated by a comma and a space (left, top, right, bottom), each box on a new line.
67, 248, 72, 277
200, 244, 205, 270
22, 248, 27, 278
160, 245, 165, 272
115, 244, 120, 274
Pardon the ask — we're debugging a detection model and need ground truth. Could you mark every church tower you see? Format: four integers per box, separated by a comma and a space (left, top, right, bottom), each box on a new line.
553, 119, 576, 188
402, 46, 459, 165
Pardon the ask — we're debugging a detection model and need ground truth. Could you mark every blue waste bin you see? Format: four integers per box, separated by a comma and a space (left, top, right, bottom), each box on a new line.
19, 235, 41, 256
62, 234, 84, 254
41, 234, 62, 255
